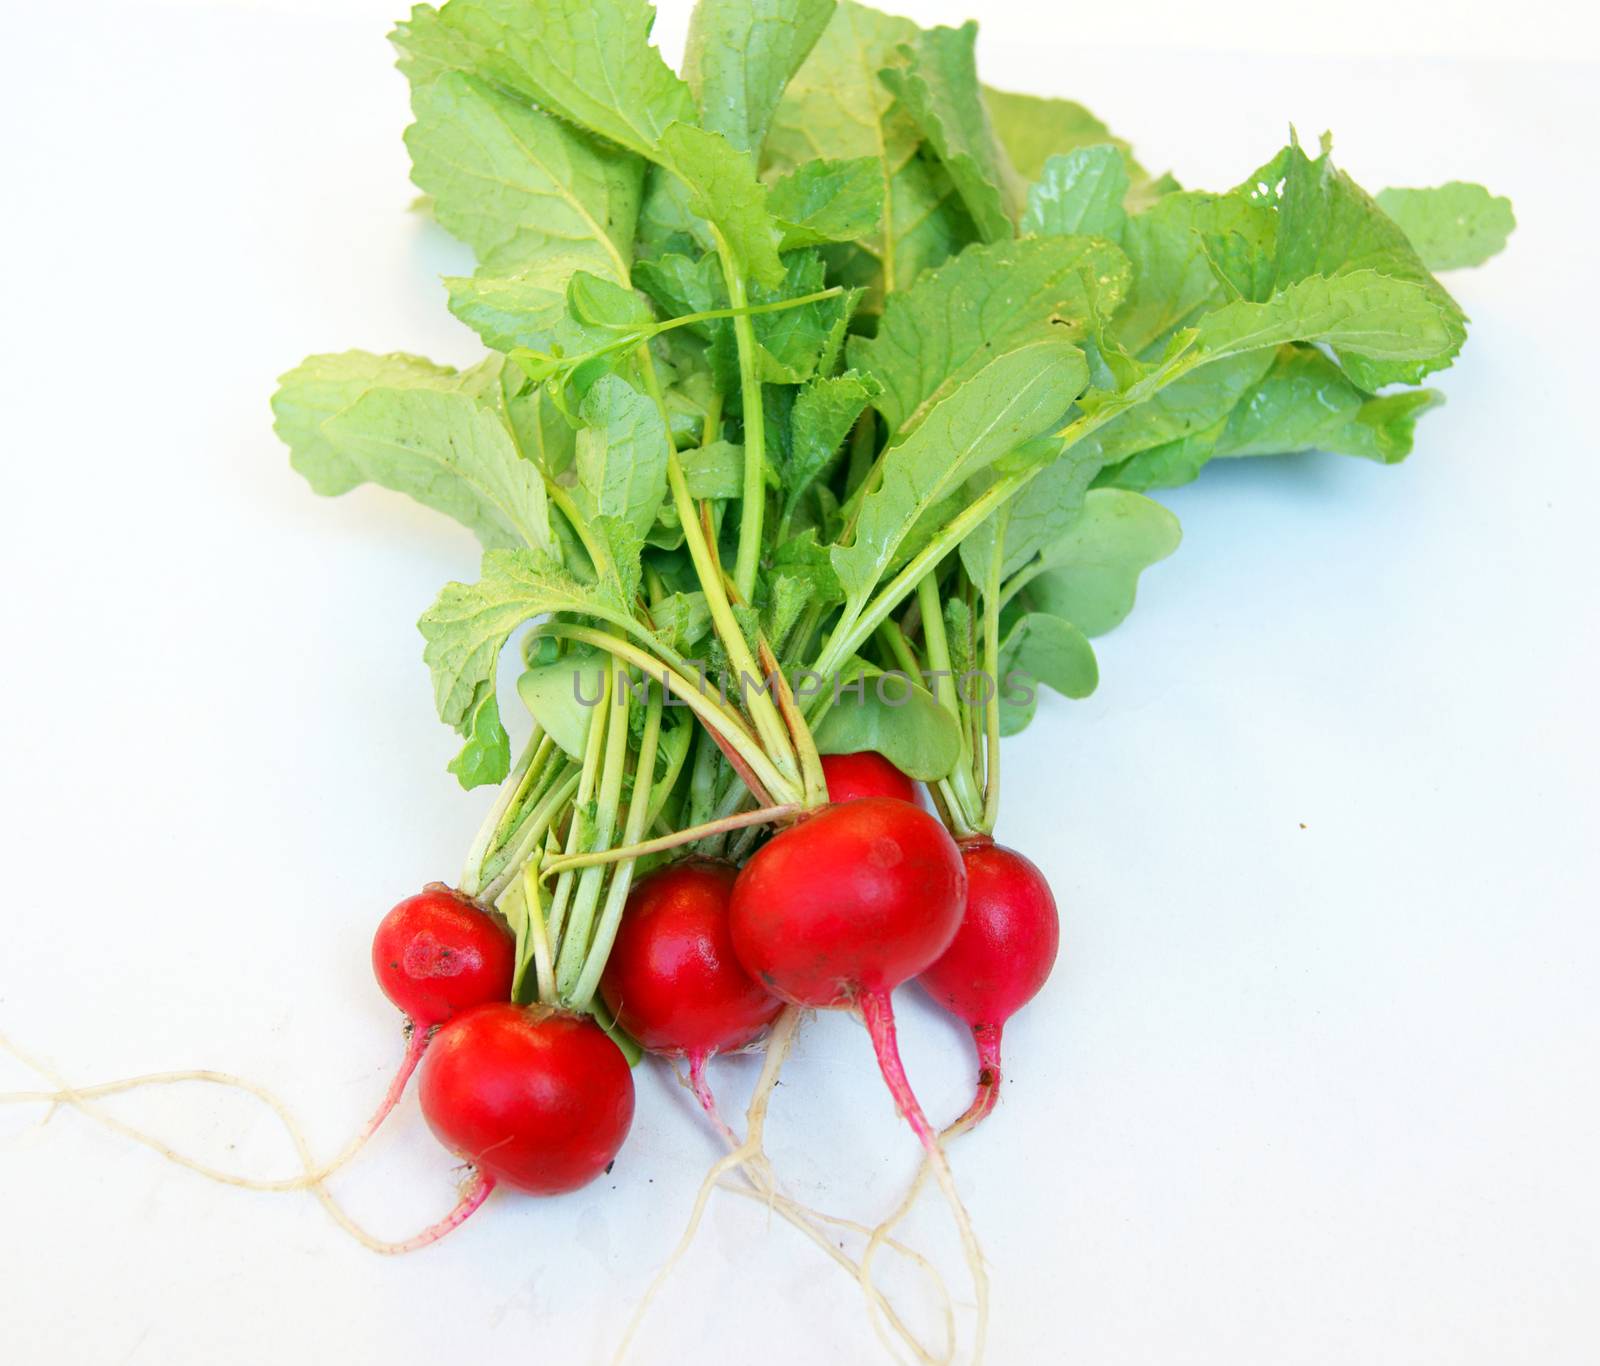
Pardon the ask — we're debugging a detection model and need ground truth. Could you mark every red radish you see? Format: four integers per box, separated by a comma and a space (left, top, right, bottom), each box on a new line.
599, 859, 780, 1123
920, 839, 1059, 1133
419, 1001, 635, 1196
366, 884, 515, 1142
729, 798, 963, 1008
821, 751, 918, 805
728, 797, 987, 1334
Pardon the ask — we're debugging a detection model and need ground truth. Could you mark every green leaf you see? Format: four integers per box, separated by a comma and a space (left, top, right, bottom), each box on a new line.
1022, 146, 1130, 239
1375, 182, 1515, 271
982, 85, 1140, 183
1082, 349, 1276, 478
769, 157, 885, 248
1018, 489, 1181, 636
879, 22, 1019, 243
1194, 268, 1465, 366
566, 271, 654, 330
649, 591, 714, 653
1208, 345, 1363, 457
633, 250, 723, 323
1112, 190, 1276, 356
447, 686, 512, 787
1324, 388, 1444, 464
767, 1, 974, 300
771, 528, 845, 605
813, 666, 962, 781
679, 439, 746, 498
403, 71, 640, 278
420, 549, 628, 784
781, 372, 875, 526
659, 122, 786, 287
517, 644, 610, 757
444, 258, 609, 353
707, 248, 853, 385
850, 236, 1127, 438
832, 340, 1087, 602
683, 0, 835, 155
435, 0, 695, 161
574, 374, 672, 542
997, 611, 1098, 734
320, 386, 554, 552
1241, 138, 1466, 386
272, 350, 465, 496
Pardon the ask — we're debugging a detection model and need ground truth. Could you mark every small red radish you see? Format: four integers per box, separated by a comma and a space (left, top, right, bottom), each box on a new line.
419, 1002, 635, 1196
920, 839, 1060, 1132
366, 884, 515, 1140
728, 797, 987, 1331
821, 751, 918, 805
599, 859, 780, 1123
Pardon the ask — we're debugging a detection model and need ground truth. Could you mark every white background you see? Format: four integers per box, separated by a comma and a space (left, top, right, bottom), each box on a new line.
2, 2, 1597, 1363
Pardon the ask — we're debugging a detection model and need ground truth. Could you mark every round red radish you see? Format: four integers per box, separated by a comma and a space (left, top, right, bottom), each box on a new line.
919, 838, 1059, 1131
729, 797, 964, 1007
372, 883, 515, 1029
821, 751, 918, 806
600, 859, 781, 1057
419, 1002, 634, 1196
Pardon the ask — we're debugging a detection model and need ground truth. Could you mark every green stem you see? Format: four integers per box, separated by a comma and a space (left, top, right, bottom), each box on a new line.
917, 571, 984, 835
458, 727, 541, 896
512, 288, 842, 387
645, 718, 692, 829
509, 856, 557, 1005
636, 348, 800, 791
568, 689, 665, 1010
588, 995, 643, 1066
478, 766, 580, 905
980, 506, 1009, 835
544, 802, 799, 879
543, 665, 612, 955
917, 573, 955, 715
534, 623, 800, 808
686, 726, 721, 829
554, 659, 633, 998
721, 260, 767, 603
814, 470, 1029, 688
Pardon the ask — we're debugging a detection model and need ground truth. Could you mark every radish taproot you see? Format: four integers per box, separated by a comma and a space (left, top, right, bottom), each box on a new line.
599, 858, 780, 1123
920, 839, 1060, 1132
821, 751, 919, 806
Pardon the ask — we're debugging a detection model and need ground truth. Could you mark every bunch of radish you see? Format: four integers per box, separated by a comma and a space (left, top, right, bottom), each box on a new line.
5, 0, 1510, 1358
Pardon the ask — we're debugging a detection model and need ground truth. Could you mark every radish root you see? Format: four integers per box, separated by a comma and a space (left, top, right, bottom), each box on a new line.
620, 1013, 956, 1366
858, 991, 989, 1366
0, 1026, 488, 1255
862, 1019, 1003, 1303
617, 1010, 953, 1362
685, 1045, 956, 1365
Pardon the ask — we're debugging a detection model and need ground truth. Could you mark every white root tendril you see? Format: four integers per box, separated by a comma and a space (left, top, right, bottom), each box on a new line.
614, 1010, 956, 1366
0, 1027, 488, 1255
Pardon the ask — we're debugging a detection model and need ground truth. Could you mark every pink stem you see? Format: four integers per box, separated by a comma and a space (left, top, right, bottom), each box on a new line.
684, 1055, 739, 1151
687, 1049, 738, 1147
358, 1023, 431, 1144
857, 989, 940, 1153
945, 1021, 1003, 1140
379, 1170, 496, 1255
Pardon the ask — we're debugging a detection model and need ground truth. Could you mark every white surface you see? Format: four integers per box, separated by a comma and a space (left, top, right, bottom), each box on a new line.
2, 3, 1597, 1364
